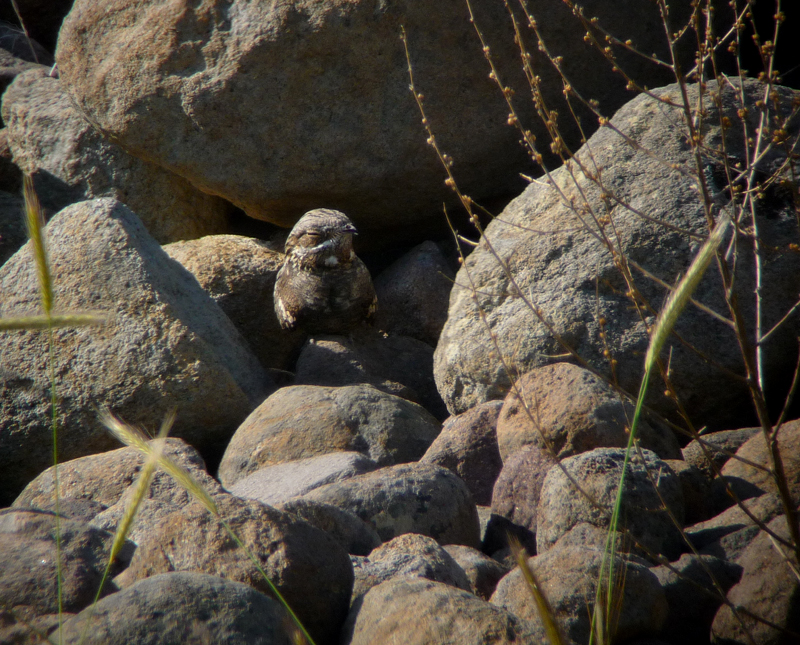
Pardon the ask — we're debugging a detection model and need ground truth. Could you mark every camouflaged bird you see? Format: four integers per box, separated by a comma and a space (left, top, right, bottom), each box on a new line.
274, 209, 377, 334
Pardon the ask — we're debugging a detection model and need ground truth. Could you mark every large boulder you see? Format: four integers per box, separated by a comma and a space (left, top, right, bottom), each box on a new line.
2, 69, 231, 243
0, 199, 270, 505
434, 79, 800, 430
55, 0, 683, 232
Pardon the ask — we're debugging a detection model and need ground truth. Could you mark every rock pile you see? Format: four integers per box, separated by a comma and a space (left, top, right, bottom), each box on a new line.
2, 3, 800, 644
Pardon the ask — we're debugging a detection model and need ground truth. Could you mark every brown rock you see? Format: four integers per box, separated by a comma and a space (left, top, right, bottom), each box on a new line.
218, 384, 440, 488
342, 578, 536, 645
56, 572, 297, 645
165, 234, 306, 370
0, 509, 118, 615
665, 458, 713, 525
720, 419, 800, 505
420, 400, 504, 505
228, 451, 379, 507
712, 514, 800, 645
13, 437, 217, 511
434, 80, 800, 430
277, 498, 381, 556
682, 427, 760, 478
653, 553, 742, 644
490, 444, 556, 535
496, 363, 681, 462
0, 189, 25, 267
686, 493, 785, 561
116, 493, 353, 645
491, 545, 667, 643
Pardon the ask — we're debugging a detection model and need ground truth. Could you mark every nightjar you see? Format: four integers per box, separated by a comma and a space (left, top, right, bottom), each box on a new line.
274, 209, 377, 334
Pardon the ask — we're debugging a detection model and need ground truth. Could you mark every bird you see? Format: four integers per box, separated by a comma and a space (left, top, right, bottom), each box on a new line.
273, 208, 377, 334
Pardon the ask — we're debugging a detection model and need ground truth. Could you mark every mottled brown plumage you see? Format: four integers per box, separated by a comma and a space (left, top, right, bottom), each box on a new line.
274, 209, 377, 334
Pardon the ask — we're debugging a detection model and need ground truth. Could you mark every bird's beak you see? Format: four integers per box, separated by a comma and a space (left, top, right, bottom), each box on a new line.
344, 224, 358, 235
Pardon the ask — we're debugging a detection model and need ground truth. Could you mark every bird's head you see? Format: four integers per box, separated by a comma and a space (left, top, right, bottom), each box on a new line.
284, 209, 358, 269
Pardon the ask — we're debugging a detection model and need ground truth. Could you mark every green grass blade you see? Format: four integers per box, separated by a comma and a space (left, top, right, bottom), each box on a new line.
509, 537, 566, 645
592, 212, 732, 644
0, 313, 107, 331
22, 174, 53, 316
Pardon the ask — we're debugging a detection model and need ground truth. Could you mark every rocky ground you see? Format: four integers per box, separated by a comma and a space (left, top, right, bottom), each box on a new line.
2, 1, 800, 644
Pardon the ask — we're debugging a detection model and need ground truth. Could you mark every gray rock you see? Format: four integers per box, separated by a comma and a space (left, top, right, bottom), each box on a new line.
164, 234, 306, 370
303, 462, 481, 547
443, 544, 510, 600
56, 0, 681, 233
342, 578, 536, 645
115, 493, 353, 645
351, 533, 471, 602
434, 79, 800, 431
420, 400, 504, 505
294, 332, 447, 419
682, 427, 760, 479
228, 451, 379, 506
57, 572, 296, 645
0, 509, 118, 615
373, 241, 455, 345
653, 553, 742, 645
496, 363, 681, 461
536, 448, 685, 560
0, 199, 270, 505
277, 498, 381, 556
491, 545, 667, 644
218, 384, 440, 488
2, 69, 231, 242
712, 514, 800, 645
